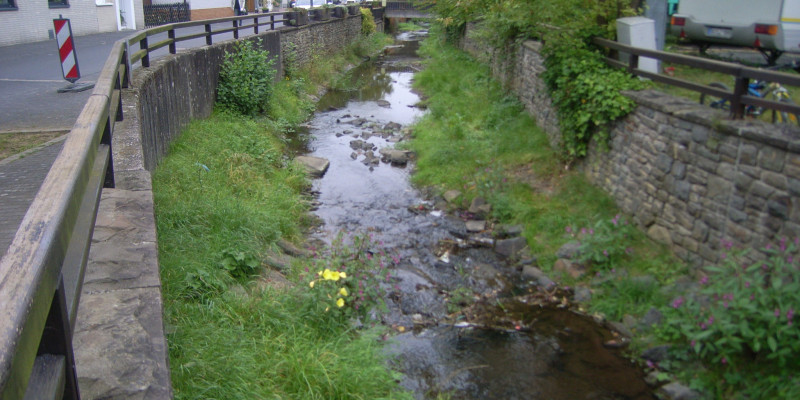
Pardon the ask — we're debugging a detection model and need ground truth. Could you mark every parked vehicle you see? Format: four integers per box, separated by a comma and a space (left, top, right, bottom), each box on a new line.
670, 0, 800, 64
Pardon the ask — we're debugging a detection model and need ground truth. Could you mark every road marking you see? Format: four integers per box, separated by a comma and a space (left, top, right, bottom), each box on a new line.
0, 78, 66, 83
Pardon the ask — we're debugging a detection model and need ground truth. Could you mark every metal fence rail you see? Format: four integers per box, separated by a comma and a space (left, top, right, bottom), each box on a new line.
593, 37, 800, 119
144, 3, 191, 28
0, 7, 378, 398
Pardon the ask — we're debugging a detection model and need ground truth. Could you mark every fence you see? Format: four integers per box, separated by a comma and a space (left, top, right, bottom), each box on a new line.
593, 37, 800, 120
144, 3, 191, 28
0, 8, 346, 399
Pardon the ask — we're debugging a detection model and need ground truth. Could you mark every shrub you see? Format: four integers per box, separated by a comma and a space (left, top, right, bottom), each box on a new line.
361, 7, 376, 35
658, 238, 800, 394
565, 214, 635, 269
217, 39, 276, 116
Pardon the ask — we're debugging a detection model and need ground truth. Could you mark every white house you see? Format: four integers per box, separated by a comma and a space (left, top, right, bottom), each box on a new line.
0, 0, 144, 47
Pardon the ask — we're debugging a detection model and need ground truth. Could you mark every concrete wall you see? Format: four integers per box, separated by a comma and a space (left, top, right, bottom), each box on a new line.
462, 24, 800, 266
115, 13, 366, 176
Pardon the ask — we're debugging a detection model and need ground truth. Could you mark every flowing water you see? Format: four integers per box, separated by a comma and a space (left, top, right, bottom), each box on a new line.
298, 31, 656, 400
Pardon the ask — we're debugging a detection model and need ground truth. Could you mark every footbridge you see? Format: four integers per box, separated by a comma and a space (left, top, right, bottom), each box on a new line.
386, 0, 433, 19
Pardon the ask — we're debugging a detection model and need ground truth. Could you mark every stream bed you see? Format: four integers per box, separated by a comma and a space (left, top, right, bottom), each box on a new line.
298, 31, 657, 400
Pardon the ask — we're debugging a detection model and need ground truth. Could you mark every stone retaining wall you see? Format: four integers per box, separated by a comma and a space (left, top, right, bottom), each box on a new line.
462, 23, 800, 266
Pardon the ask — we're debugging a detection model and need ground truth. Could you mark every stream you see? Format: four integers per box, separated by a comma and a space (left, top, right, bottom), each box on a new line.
298, 30, 657, 400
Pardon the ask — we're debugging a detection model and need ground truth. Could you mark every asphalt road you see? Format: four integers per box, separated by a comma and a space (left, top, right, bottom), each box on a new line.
0, 16, 286, 133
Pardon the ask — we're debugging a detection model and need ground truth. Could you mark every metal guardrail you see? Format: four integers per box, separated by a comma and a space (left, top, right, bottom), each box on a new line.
0, 7, 366, 398
593, 37, 800, 119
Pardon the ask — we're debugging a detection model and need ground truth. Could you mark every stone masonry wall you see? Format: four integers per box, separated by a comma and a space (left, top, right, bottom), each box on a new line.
462, 24, 800, 266
120, 14, 364, 173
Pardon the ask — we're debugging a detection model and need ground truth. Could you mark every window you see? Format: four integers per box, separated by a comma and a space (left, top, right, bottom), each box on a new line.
49, 0, 69, 8
0, 0, 17, 11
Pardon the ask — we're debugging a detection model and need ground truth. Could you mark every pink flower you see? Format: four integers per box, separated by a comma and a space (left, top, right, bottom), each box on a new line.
671, 297, 685, 309
721, 357, 727, 365
699, 276, 709, 285
745, 281, 751, 288
565, 226, 572, 233
775, 308, 781, 317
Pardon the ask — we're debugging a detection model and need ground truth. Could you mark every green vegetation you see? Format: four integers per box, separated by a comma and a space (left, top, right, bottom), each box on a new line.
361, 8, 376, 35
217, 39, 277, 116
657, 240, 800, 398
397, 20, 426, 32
431, 0, 643, 159
410, 28, 684, 288
153, 32, 409, 399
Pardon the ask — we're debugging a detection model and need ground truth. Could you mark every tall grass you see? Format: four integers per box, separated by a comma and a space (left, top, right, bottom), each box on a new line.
153, 33, 411, 399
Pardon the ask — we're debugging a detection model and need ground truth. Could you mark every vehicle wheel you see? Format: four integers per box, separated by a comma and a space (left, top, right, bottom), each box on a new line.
700, 82, 731, 110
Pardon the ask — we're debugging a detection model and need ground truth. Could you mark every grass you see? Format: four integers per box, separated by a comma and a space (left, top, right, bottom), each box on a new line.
0, 131, 66, 160
153, 32, 411, 399
409, 27, 686, 324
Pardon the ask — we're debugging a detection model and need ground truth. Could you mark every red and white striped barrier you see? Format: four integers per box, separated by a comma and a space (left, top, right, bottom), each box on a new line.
53, 18, 80, 83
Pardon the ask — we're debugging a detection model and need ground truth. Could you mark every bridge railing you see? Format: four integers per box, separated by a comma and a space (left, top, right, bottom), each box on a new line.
0, 7, 372, 398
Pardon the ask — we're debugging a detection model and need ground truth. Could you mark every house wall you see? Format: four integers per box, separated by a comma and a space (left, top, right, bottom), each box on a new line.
0, 0, 143, 47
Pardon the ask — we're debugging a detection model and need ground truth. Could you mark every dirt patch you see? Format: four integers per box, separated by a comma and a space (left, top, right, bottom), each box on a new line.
0, 131, 67, 161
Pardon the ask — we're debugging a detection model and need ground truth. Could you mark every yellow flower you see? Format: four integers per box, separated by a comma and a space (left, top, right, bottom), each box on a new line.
309, 281, 315, 288
336, 298, 345, 308
317, 270, 323, 276
340, 272, 347, 279
322, 269, 341, 281
339, 287, 348, 296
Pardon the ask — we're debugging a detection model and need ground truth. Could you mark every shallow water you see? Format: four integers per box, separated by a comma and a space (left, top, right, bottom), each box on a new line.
300, 31, 656, 400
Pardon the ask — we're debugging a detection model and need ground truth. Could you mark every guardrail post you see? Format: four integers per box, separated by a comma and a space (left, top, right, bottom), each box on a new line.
233, 20, 239, 40
168, 28, 176, 54
205, 23, 212, 45
270, 14, 275, 30
139, 36, 150, 68
253, 16, 259, 34
731, 76, 749, 119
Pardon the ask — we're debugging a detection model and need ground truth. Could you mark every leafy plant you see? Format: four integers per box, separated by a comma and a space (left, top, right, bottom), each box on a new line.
565, 214, 635, 269
657, 238, 800, 395
219, 248, 260, 279
217, 38, 277, 116
361, 7, 376, 35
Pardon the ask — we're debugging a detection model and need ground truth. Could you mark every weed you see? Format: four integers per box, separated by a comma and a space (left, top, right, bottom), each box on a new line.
217, 39, 277, 116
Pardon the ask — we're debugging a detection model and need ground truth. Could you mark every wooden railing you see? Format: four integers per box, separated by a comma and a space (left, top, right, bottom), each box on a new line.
0, 10, 304, 400
593, 37, 800, 119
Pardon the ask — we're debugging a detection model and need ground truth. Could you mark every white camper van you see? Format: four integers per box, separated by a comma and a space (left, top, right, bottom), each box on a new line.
670, 0, 800, 64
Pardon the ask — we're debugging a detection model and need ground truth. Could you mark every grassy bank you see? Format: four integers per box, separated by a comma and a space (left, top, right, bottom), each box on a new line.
152, 32, 412, 399
409, 27, 800, 398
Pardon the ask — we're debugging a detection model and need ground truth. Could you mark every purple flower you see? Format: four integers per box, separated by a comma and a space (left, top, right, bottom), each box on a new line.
787, 309, 795, 322
775, 308, 781, 317
721, 253, 727, 260
581, 228, 587, 235
780, 237, 787, 252
700, 322, 707, 330
721, 357, 727, 365
699, 276, 709, 285
671, 296, 685, 309
646, 360, 655, 369
565, 226, 573, 234
707, 316, 714, 325
745, 281, 751, 288
589, 229, 595, 235
690, 340, 696, 348
603, 249, 609, 257
766, 243, 773, 250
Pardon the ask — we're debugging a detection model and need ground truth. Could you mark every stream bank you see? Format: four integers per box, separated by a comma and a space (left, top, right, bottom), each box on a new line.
292, 30, 660, 399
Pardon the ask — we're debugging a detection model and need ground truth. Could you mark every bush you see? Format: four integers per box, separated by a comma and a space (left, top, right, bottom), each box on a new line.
217, 39, 276, 116
361, 7, 376, 35
658, 238, 800, 395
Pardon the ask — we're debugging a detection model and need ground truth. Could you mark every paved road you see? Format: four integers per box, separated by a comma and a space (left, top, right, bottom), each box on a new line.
0, 15, 286, 257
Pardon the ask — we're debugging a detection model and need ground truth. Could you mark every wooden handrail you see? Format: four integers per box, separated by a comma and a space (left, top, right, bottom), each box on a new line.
592, 37, 800, 119
0, 6, 373, 398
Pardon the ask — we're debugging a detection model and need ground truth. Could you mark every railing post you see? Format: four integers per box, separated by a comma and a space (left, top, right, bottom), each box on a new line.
270, 14, 275, 30
39, 280, 81, 400
168, 28, 176, 54
254, 16, 258, 34
139, 36, 149, 68
122, 44, 131, 89
233, 20, 239, 39
731, 76, 749, 119
205, 23, 212, 45
628, 54, 639, 75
